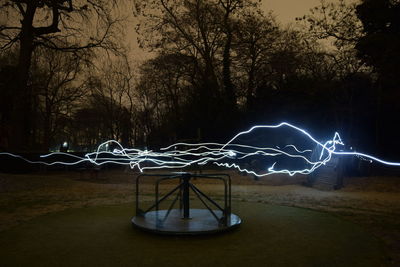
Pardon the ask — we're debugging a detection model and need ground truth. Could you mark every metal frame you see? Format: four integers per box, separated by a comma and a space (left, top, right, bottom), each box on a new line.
132, 172, 240, 234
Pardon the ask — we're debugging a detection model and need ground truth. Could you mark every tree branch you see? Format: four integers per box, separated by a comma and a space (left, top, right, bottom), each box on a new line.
33, 6, 61, 35
15, 2, 26, 16
0, 32, 20, 49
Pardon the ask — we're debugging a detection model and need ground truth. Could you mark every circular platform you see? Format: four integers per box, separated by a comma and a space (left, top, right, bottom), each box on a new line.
132, 209, 241, 235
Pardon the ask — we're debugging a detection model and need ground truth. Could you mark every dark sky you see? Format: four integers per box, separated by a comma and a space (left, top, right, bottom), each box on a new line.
261, 0, 328, 23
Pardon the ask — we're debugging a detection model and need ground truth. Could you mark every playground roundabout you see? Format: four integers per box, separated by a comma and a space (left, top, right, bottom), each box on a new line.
0, 201, 385, 266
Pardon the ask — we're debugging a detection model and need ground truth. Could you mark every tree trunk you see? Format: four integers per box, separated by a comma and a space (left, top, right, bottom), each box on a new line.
42, 96, 52, 152
10, 4, 36, 151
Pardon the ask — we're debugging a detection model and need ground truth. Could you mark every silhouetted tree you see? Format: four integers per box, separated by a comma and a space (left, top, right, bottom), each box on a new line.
0, 0, 124, 151
355, 0, 400, 155
219, 0, 255, 116
297, 0, 366, 74
296, 0, 374, 145
356, 0, 400, 85
135, 0, 264, 140
85, 60, 135, 145
297, 0, 363, 47
71, 93, 132, 151
233, 9, 279, 112
30, 48, 88, 151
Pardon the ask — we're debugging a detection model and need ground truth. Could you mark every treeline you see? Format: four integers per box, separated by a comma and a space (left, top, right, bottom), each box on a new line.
0, 0, 399, 158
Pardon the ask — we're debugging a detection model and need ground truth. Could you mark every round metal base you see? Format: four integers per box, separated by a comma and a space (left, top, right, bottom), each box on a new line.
132, 209, 241, 235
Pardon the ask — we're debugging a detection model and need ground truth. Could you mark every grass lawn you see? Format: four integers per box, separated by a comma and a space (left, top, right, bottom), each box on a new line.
0, 202, 385, 267
0, 170, 399, 266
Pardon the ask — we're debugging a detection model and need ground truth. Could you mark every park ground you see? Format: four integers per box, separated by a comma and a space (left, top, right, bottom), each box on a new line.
0, 169, 399, 266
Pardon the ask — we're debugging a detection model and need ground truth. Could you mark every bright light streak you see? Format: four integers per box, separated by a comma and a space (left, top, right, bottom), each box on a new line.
1, 122, 399, 177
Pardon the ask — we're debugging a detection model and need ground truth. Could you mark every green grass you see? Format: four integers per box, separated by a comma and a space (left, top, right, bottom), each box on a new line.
0, 202, 385, 267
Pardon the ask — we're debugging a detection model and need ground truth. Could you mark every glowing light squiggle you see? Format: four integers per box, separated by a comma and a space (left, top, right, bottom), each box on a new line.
1, 122, 399, 177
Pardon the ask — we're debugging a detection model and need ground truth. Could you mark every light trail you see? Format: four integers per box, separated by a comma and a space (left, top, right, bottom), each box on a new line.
1, 122, 399, 177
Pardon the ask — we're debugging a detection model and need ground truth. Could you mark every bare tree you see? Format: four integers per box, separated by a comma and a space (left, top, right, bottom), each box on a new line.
135, 52, 199, 144
68, 55, 139, 148
296, 0, 368, 79
136, 0, 225, 98
234, 9, 279, 110
296, 0, 363, 48
0, 0, 125, 151
30, 48, 88, 151
135, 0, 266, 139
218, 0, 256, 110
297, 0, 371, 142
